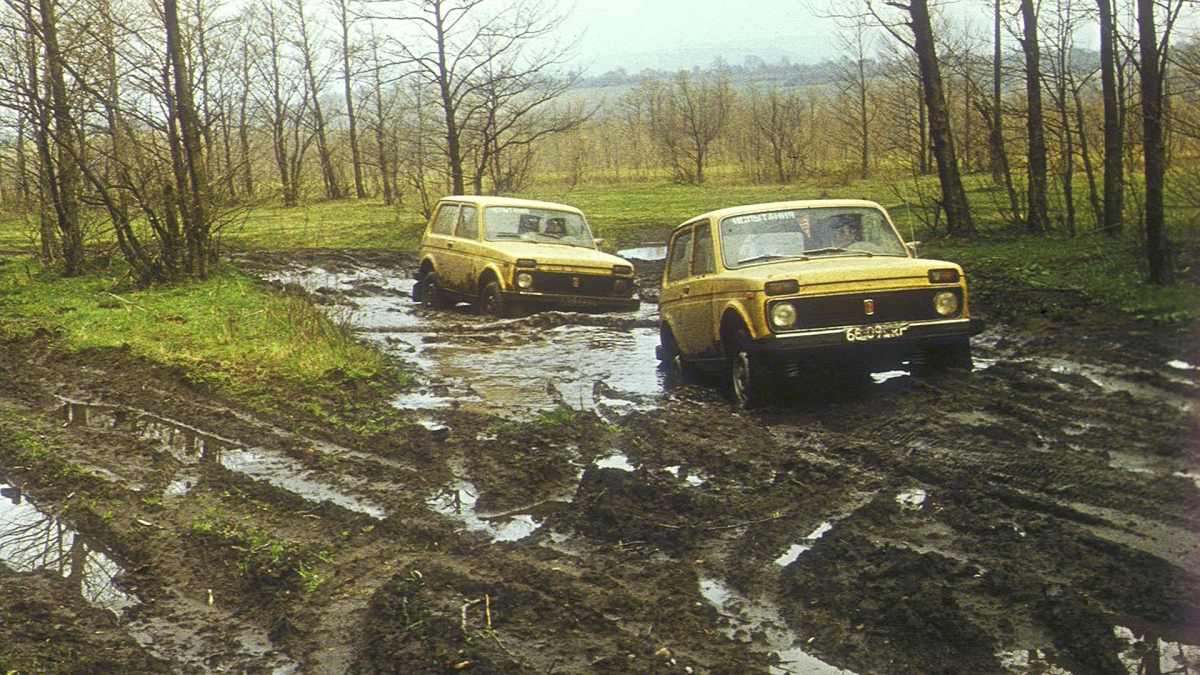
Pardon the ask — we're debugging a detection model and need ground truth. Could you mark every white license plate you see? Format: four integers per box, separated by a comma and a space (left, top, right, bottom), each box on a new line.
845, 323, 909, 342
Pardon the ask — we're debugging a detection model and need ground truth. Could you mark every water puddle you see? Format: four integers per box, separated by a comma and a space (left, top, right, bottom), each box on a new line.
426, 478, 543, 542
1168, 360, 1197, 371
665, 465, 706, 487
698, 576, 857, 675
997, 625, 1200, 674
0, 483, 299, 672
895, 488, 928, 510
0, 484, 135, 616
261, 261, 666, 419
57, 399, 387, 520
595, 451, 637, 472
617, 244, 668, 261
774, 522, 834, 567
1030, 356, 1195, 412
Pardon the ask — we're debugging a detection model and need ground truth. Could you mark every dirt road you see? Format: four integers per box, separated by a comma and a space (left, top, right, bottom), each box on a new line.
0, 249, 1196, 674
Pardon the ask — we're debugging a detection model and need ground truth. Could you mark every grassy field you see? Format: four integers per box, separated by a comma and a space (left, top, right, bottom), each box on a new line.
0, 173, 1195, 414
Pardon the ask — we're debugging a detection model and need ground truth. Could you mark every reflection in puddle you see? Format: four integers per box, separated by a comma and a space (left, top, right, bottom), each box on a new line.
0, 484, 135, 616
0, 484, 300, 673
1168, 360, 1196, 371
426, 479, 543, 542
699, 577, 857, 675
774, 522, 834, 567
895, 489, 927, 510
595, 452, 637, 472
665, 465, 706, 487
58, 400, 387, 520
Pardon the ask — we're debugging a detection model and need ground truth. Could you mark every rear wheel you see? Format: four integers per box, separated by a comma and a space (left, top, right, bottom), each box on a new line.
658, 325, 691, 386
420, 272, 450, 310
726, 327, 769, 409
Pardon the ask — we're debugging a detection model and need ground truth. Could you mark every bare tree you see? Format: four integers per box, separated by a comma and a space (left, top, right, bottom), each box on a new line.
330, 0, 366, 198
368, 0, 576, 196
1097, 0, 1124, 236
868, 0, 975, 236
292, 0, 341, 200
832, 11, 880, 178
746, 86, 809, 183
1019, 0, 1050, 234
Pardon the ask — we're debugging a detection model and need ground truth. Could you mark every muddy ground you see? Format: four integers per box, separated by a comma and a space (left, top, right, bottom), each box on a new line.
0, 248, 1197, 675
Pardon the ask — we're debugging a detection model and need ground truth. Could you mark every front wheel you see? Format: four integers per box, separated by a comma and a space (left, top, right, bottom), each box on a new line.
478, 280, 514, 317
726, 327, 769, 409
658, 325, 691, 386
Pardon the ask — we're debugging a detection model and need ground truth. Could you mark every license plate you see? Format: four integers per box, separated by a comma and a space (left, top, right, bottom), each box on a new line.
845, 323, 909, 342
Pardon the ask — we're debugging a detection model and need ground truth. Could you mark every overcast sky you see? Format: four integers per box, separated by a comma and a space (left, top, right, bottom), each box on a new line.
559, 0, 845, 74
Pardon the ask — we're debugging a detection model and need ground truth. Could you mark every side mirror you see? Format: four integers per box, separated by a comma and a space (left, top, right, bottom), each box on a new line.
905, 241, 921, 256
593, 238, 606, 250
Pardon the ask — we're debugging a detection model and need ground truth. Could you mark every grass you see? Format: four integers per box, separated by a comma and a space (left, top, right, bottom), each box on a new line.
0, 256, 399, 399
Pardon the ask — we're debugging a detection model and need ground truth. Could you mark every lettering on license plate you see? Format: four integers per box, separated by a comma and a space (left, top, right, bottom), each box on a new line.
845, 323, 909, 342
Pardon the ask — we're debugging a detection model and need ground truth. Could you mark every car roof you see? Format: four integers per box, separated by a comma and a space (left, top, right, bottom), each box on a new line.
437, 195, 585, 215
674, 199, 886, 232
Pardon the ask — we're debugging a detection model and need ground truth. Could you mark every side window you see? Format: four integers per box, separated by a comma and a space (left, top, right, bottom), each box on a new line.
667, 229, 694, 283
692, 223, 714, 275
455, 205, 478, 239
430, 205, 457, 236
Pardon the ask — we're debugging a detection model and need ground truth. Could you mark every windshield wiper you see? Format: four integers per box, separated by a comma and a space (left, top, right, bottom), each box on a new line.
736, 253, 807, 265
804, 247, 873, 257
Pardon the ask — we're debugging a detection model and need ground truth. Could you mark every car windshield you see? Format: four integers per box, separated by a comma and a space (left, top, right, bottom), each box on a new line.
719, 206, 907, 268
483, 206, 595, 248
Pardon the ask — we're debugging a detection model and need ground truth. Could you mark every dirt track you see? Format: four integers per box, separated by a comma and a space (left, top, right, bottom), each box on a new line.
0, 249, 1196, 674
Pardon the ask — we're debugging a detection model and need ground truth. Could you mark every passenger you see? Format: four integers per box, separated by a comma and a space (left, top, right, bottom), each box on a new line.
518, 214, 541, 234
545, 218, 567, 237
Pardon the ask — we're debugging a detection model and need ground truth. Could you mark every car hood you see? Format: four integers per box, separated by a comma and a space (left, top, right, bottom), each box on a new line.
494, 242, 635, 270
732, 255, 962, 288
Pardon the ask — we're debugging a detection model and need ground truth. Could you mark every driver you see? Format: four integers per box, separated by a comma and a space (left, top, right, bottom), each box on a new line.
544, 217, 567, 236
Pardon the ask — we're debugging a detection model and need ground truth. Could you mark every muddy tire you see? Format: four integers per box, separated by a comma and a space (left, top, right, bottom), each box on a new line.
912, 338, 973, 376
658, 325, 691, 386
478, 280, 514, 317
420, 272, 451, 310
726, 327, 769, 409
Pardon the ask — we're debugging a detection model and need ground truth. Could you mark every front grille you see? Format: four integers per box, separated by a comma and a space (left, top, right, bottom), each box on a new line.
530, 271, 623, 296
775, 288, 961, 330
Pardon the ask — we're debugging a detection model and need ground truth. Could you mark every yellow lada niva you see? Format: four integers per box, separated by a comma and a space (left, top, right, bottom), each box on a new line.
657, 199, 984, 407
413, 196, 639, 316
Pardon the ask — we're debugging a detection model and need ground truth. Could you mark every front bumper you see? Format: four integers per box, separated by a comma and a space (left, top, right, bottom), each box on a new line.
750, 317, 978, 367
502, 289, 640, 313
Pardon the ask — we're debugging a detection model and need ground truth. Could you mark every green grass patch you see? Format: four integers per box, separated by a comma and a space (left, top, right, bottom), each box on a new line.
217, 199, 425, 251
0, 257, 402, 398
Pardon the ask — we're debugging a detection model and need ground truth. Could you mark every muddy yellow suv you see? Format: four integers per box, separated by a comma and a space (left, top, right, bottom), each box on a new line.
657, 199, 983, 406
413, 196, 639, 316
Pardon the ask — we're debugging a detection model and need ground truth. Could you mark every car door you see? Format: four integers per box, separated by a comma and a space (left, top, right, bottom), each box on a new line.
678, 221, 720, 359
447, 204, 481, 294
661, 222, 718, 359
423, 203, 460, 287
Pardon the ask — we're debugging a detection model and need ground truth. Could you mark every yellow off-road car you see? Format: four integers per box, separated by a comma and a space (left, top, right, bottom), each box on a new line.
657, 199, 983, 407
413, 196, 639, 316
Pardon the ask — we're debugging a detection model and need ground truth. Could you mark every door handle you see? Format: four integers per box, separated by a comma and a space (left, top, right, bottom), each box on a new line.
682, 285, 690, 294
447, 241, 455, 249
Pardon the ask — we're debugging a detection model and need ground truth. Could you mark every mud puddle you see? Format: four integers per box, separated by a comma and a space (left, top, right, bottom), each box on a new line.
59, 399, 388, 519
265, 261, 664, 419
0, 483, 135, 615
0, 483, 300, 673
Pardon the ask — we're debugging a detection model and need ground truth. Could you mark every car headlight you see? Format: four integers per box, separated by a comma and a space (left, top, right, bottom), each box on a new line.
933, 291, 960, 316
516, 272, 533, 290
614, 279, 631, 295
770, 302, 797, 329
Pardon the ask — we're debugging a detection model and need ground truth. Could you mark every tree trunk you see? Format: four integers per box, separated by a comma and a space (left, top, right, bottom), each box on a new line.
1137, 0, 1172, 284
990, 0, 1005, 182
909, 0, 975, 236
165, 0, 212, 279
336, 0, 365, 199
39, 0, 83, 274
1021, 0, 1049, 234
1098, 0, 1124, 237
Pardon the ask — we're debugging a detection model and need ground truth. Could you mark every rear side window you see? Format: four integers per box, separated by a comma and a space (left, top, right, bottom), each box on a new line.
430, 204, 458, 236
692, 223, 714, 275
667, 229, 694, 283
455, 205, 478, 239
